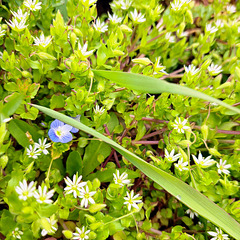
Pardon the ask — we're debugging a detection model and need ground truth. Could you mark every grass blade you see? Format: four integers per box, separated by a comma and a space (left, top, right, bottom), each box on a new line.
32, 104, 240, 239
92, 70, 240, 114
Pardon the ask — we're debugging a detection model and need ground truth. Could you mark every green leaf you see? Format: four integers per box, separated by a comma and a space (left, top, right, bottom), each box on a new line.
92, 70, 240, 115
66, 151, 83, 176
32, 104, 240, 240
0, 93, 23, 122
82, 141, 111, 177
8, 119, 41, 147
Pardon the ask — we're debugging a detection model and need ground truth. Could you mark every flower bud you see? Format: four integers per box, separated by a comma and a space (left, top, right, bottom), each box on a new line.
209, 148, 221, 157
119, 24, 132, 33
132, 58, 152, 65
62, 230, 73, 239
89, 204, 106, 213
201, 124, 208, 140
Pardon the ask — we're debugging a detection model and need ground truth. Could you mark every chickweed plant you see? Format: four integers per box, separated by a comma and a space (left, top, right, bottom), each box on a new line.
0, 0, 240, 239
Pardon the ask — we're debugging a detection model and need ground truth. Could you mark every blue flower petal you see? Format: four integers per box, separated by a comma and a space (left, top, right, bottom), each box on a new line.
70, 127, 79, 133
50, 119, 64, 130
62, 124, 73, 132
59, 132, 73, 143
48, 129, 60, 142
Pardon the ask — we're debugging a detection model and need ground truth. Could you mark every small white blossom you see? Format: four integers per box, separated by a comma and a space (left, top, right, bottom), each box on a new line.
216, 159, 231, 175
41, 215, 58, 236
34, 185, 55, 204
15, 179, 36, 200
175, 158, 189, 171
205, 23, 218, 34
171, 0, 183, 11
33, 33, 52, 48
12, 228, 23, 239
153, 57, 167, 75
0, 26, 5, 37
113, 170, 131, 186
184, 64, 200, 76
94, 104, 105, 115
35, 138, 51, 155
2, 117, 12, 123
24, 0, 42, 11
6, 18, 28, 32
26, 145, 41, 159
120, 0, 133, 10
130, 9, 146, 24
165, 32, 175, 43
93, 18, 108, 33
124, 190, 142, 211
208, 63, 222, 76
78, 42, 94, 58
171, 0, 191, 11
108, 13, 123, 24
64, 174, 87, 198
11, 9, 29, 21
79, 185, 96, 208
192, 151, 215, 168
72, 226, 90, 240
164, 149, 181, 162
215, 19, 224, 28
186, 209, 198, 219
208, 228, 229, 240
226, 5, 236, 14
173, 118, 190, 134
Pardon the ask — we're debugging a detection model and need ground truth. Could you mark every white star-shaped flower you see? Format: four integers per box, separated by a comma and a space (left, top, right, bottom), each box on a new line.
33, 33, 52, 48
34, 185, 55, 204
175, 158, 189, 171
79, 185, 96, 208
173, 118, 190, 134
124, 190, 142, 211
41, 215, 58, 236
12, 228, 23, 239
184, 64, 200, 76
192, 151, 215, 168
93, 18, 108, 33
113, 170, 131, 186
72, 226, 90, 240
130, 9, 146, 24
64, 174, 87, 198
164, 149, 181, 162
24, 0, 42, 11
77, 42, 94, 58
205, 23, 218, 34
15, 179, 36, 201
94, 104, 105, 115
35, 138, 51, 155
226, 5, 236, 14
208, 228, 229, 240
108, 13, 123, 24
216, 159, 231, 175
186, 209, 198, 219
6, 18, 28, 32
26, 145, 41, 159
11, 9, 29, 21
0, 26, 6, 37
165, 32, 175, 43
120, 0, 133, 10
207, 63, 222, 76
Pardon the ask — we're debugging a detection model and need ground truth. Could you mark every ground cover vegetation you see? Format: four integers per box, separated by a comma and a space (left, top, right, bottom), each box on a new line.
0, 0, 240, 239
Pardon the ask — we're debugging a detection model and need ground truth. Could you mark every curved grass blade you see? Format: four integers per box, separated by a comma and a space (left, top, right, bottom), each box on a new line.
92, 70, 240, 115
32, 104, 240, 239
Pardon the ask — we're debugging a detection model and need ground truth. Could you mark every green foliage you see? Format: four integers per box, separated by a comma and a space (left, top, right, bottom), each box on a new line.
1, 0, 240, 239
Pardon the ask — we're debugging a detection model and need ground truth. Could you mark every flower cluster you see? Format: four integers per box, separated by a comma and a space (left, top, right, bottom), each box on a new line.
113, 170, 142, 211
64, 174, 96, 208
15, 180, 54, 204
26, 138, 51, 159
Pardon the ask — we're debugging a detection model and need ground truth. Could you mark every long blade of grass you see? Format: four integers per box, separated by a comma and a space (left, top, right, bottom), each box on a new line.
92, 70, 240, 114
32, 104, 240, 239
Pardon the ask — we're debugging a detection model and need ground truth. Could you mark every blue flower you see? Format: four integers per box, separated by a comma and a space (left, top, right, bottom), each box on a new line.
70, 115, 80, 133
48, 120, 73, 143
